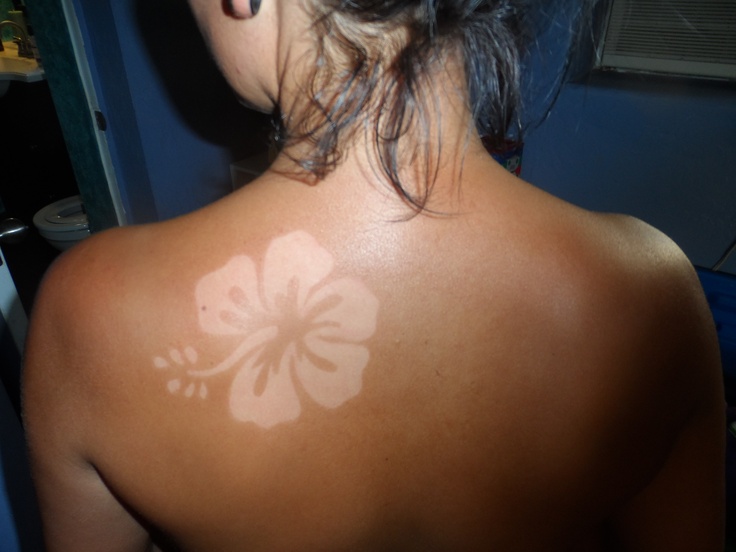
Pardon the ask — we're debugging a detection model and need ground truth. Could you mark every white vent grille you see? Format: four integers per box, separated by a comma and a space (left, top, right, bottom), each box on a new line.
599, 0, 736, 79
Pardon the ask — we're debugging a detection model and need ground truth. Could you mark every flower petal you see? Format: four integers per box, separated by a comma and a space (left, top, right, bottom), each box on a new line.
229, 346, 301, 428
261, 231, 334, 314
307, 278, 379, 342
196, 255, 262, 335
296, 337, 369, 408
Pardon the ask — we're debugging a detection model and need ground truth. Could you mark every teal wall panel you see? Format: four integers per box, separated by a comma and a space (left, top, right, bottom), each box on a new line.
24, 0, 119, 232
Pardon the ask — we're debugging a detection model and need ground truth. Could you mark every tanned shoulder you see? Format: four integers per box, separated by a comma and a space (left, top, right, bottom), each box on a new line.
583, 213, 725, 550
24, 226, 150, 410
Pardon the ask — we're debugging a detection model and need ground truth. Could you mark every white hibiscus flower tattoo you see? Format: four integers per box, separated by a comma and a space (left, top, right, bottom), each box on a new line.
153, 231, 379, 428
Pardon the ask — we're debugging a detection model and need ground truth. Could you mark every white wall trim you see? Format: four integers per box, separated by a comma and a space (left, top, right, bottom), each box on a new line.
59, 0, 129, 226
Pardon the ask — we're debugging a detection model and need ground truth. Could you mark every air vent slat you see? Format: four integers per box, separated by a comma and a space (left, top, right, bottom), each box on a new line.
599, 0, 736, 79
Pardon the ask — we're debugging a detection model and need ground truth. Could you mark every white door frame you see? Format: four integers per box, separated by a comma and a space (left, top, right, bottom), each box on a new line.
60, 0, 128, 226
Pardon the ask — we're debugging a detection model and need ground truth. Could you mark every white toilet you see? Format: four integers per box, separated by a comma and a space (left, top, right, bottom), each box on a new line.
33, 195, 90, 251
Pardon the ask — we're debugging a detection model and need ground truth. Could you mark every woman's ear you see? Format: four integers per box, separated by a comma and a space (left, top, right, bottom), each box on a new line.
225, 0, 260, 18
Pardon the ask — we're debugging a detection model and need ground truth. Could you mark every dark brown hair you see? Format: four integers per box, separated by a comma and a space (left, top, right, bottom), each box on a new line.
274, 0, 532, 210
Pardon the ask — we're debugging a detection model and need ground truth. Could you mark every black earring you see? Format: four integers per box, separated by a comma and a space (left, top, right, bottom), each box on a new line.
225, 0, 257, 18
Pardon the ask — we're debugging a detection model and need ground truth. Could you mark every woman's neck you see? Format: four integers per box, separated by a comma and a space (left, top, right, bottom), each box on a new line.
272, 56, 486, 211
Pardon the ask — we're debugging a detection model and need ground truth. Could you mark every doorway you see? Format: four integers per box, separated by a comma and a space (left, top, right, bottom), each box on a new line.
0, 79, 77, 313
1, 0, 125, 415
0, 77, 73, 415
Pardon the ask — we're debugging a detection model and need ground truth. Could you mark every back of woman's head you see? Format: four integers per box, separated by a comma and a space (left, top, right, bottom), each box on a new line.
277, 0, 532, 209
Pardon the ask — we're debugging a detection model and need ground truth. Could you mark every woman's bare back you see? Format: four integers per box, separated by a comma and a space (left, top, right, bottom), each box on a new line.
23, 154, 725, 550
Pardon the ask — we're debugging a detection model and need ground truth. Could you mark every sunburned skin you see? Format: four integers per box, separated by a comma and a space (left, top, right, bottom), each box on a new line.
153, 231, 380, 428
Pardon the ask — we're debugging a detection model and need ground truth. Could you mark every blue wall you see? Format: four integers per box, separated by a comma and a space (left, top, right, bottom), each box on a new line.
73, 0, 270, 223
519, 3, 736, 275
522, 77, 736, 274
